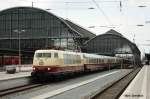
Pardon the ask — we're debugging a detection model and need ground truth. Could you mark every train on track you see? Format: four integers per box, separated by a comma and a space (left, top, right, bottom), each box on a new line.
31, 49, 130, 79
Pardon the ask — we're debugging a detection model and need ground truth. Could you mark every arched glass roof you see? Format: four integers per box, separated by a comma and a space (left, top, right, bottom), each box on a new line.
83, 29, 140, 57
0, 7, 95, 54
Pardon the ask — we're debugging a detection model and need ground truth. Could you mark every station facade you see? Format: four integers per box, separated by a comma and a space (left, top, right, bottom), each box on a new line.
0, 7, 141, 68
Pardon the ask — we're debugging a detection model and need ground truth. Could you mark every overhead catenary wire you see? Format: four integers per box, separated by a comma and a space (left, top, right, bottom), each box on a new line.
92, 0, 114, 26
18, 0, 125, 22
17, 0, 125, 9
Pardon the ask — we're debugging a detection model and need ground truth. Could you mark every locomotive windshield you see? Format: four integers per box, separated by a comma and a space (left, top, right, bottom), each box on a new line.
35, 53, 51, 58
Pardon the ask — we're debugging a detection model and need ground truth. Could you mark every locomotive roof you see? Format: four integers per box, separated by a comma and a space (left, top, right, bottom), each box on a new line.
35, 49, 119, 59
35, 49, 82, 55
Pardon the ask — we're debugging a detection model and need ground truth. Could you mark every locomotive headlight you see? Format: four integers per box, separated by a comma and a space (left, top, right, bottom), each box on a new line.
33, 67, 36, 71
48, 68, 51, 70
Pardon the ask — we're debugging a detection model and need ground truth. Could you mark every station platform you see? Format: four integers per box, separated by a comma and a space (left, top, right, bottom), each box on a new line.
0, 71, 31, 81
120, 65, 150, 99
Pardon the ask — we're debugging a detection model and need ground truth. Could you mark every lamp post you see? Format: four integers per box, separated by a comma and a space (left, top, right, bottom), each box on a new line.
13, 29, 25, 72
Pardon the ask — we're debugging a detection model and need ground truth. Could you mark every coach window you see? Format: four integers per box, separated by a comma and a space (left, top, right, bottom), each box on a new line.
54, 53, 58, 58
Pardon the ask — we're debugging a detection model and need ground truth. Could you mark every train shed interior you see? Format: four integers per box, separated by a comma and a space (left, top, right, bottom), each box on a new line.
82, 29, 141, 67
0, 7, 141, 69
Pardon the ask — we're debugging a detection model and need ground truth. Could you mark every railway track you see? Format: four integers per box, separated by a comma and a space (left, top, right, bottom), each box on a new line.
92, 68, 141, 99
0, 69, 137, 98
0, 83, 42, 97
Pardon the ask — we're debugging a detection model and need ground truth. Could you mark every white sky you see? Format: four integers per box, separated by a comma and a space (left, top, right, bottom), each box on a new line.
0, 0, 150, 54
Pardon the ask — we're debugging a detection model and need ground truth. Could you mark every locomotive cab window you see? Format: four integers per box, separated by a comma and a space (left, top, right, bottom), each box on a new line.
35, 53, 42, 58
35, 53, 51, 58
44, 53, 51, 58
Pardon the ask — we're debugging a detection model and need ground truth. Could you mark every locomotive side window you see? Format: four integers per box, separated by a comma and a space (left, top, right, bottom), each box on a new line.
54, 53, 58, 58
63, 54, 67, 64
63, 53, 81, 64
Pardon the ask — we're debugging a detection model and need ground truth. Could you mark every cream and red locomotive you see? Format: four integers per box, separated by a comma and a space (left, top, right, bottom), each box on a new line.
31, 49, 122, 78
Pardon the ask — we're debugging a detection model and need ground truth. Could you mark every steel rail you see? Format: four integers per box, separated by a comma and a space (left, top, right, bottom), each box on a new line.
0, 83, 42, 97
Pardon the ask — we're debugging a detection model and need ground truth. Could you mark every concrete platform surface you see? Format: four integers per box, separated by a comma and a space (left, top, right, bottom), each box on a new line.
120, 65, 150, 99
31, 69, 131, 99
